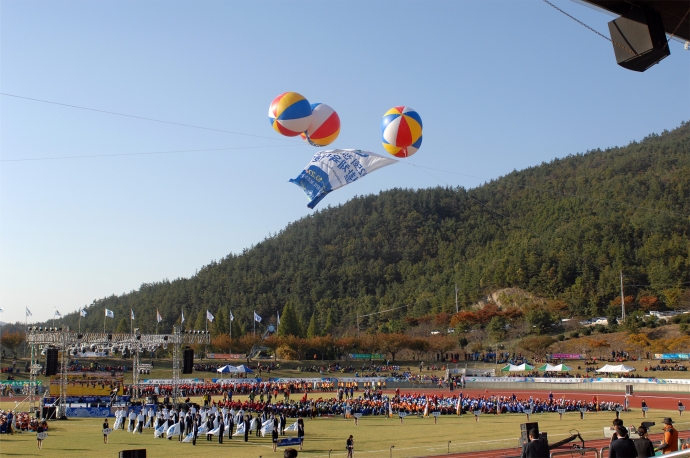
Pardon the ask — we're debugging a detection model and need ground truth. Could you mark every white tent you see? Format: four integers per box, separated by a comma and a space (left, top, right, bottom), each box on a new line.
216, 365, 241, 377
538, 363, 571, 372
501, 363, 534, 372
596, 364, 635, 373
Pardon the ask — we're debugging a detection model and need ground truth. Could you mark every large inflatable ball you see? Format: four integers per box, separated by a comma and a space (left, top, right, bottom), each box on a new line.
381, 106, 423, 158
268, 92, 313, 137
300, 103, 341, 147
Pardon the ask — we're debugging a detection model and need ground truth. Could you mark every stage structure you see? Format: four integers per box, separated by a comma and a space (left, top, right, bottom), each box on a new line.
26, 326, 209, 416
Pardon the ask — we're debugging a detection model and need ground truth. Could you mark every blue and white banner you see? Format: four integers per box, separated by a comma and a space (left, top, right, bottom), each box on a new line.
290, 149, 397, 209
65, 407, 112, 418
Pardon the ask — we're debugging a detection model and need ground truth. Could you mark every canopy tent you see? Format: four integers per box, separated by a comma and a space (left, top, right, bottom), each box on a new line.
216, 365, 241, 374
595, 364, 635, 373
537, 363, 571, 372
501, 363, 534, 372
235, 365, 254, 373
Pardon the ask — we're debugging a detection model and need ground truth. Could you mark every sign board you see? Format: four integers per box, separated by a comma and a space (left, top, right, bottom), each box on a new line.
37, 432, 48, 440
206, 353, 245, 360
579, 408, 587, 413
654, 353, 690, 360
679, 406, 686, 412
398, 412, 408, 418
348, 354, 386, 360
557, 409, 566, 415
473, 410, 481, 416
277, 437, 303, 447
641, 407, 649, 412
616, 406, 624, 412
524, 409, 533, 415
432, 411, 441, 417
353, 413, 363, 419
102, 428, 113, 435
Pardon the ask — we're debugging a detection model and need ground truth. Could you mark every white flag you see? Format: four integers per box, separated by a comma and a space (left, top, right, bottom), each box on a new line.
105, 309, 114, 318
54, 309, 62, 317
277, 312, 280, 326
26, 307, 32, 317
156, 309, 162, 323
181, 310, 185, 324
254, 311, 262, 323
206, 310, 214, 322
131, 309, 135, 320
80, 309, 87, 317
229, 310, 234, 322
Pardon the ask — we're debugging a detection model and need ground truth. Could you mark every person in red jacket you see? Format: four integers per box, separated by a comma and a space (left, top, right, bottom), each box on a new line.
655, 418, 679, 455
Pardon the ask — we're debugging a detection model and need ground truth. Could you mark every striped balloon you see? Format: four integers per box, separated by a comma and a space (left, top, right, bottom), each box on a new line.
300, 103, 341, 147
381, 106, 423, 158
268, 92, 313, 137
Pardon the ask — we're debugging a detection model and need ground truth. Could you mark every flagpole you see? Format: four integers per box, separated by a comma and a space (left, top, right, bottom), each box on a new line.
79, 311, 81, 334
253, 310, 256, 336
104, 312, 106, 333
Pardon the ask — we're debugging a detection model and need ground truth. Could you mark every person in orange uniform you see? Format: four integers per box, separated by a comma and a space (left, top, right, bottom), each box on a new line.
655, 417, 678, 455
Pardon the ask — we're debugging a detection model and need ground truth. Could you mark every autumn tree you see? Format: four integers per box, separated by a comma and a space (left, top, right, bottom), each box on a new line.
211, 334, 233, 353
233, 334, 261, 356
263, 335, 282, 361
0, 331, 25, 357
310, 335, 334, 360
335, 336, 360, 357
379, 333, 409, 362
518, 335, 556, 360
427, 335, 457, 357
407, 337, 430, 360
282, 335, 308, 360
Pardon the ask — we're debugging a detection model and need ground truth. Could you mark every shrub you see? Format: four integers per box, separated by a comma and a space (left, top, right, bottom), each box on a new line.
583, 328, 592, 336
569, 331, 580, 338
557, 334, 565, 341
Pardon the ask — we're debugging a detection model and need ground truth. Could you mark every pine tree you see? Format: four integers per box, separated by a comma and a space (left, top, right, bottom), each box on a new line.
323, 309, 335, 335
215, 308, 228, 335
194, 310, 205, 331
307, 312, 319, 338
278, 303, 303, 337
115, 318, 128, 333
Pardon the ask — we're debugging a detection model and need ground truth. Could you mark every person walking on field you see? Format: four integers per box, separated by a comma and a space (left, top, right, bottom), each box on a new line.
346, 435, 354, 458
103, 418, 109, 444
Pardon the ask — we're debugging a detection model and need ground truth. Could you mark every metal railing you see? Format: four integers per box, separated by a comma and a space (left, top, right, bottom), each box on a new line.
551, 448, 599, 458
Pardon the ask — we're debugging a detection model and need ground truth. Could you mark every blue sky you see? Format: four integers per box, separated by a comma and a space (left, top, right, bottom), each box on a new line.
1, 0, 688, 324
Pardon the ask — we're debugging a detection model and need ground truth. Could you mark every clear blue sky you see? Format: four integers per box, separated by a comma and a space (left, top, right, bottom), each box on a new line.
1, 0, 688, 325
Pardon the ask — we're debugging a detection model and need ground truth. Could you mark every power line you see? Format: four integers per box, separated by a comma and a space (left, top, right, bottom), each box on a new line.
0, 93, 301, 143
1, 144, 302, 162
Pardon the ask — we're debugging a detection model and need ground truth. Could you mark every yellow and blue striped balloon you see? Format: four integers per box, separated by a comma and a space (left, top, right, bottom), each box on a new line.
381, 106, 423, 158
268, 92, 313, 137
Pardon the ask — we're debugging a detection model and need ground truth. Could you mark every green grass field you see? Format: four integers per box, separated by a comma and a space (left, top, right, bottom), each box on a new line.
0, 405, 684, 458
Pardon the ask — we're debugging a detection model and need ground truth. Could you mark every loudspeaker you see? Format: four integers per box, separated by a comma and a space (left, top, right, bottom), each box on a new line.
119, 449, 147, 458
45, 348, 59, 376
520, 422, 539, 450
182, 348, 194, 374
607, 6, 670, 72
42, 406, 56, 420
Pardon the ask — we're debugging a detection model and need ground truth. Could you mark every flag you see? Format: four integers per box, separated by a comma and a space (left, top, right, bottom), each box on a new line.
277, 312, 281, 326
156, 309, 162, 323
206, 310, 214, 322
80, 309, 87, 317
105, 309, 114, 318
254, 311, 262, 323
181, 310, 185, 324
0, 307, 4, 313
229, 310, 234, 322
26, 307, 32, 317
55, 309, 62, 317
131, 309, 135, 320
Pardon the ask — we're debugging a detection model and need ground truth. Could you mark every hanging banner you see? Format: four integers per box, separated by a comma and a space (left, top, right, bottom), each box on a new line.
654, 353, 690, 360
550, 354, 584, 360
348, 353, 386, 360
290, 149, 397, 209
206, 353, 245, 360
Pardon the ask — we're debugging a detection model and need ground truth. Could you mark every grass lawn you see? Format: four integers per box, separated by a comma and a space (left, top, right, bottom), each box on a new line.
0, 405, 684, 458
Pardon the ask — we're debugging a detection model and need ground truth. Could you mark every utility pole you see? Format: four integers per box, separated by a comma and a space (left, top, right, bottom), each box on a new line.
454, 284, 459, 314
620, 270, 626, 322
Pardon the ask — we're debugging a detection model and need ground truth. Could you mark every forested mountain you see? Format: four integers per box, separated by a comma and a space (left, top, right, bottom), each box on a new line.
43, 123, 690, 336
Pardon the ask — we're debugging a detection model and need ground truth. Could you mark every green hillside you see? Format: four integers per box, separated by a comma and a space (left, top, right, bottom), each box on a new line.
44, 123, 690, 336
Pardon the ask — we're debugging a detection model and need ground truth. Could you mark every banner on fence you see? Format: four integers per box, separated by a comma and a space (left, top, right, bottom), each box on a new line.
348, 354, 385, 360
550, 354, 584, 360
65, 407, 112, 418
654, 353, 690, 360
0, 380, 43, 386
206, 353, 245, 360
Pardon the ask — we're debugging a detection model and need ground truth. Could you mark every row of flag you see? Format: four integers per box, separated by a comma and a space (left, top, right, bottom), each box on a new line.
17, 306, 275, 326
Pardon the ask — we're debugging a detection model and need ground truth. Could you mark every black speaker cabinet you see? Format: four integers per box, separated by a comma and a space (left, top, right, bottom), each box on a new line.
182, 348, 194, 374
608, 6, 670, 72
45, 348, 59, 376
119, 449, 147, 458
